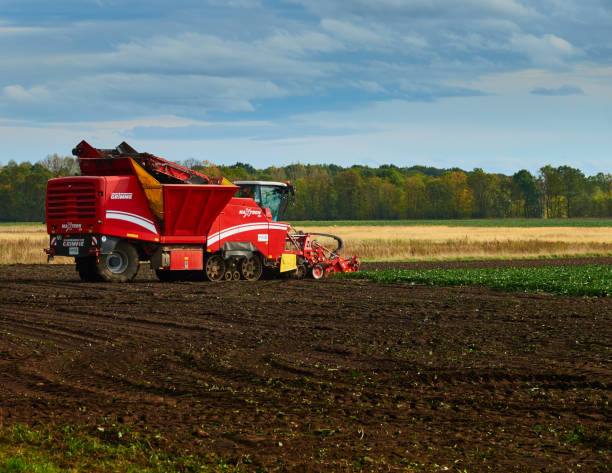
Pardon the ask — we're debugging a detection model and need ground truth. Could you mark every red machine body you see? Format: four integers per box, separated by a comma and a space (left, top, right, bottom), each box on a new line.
45, 141, 359, 282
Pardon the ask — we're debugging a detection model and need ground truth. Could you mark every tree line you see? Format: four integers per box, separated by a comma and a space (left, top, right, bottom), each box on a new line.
199, 160, 612, 220
0, 153, 610, 222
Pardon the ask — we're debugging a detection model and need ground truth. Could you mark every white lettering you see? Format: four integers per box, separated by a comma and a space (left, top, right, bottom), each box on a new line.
111, 193, 133, 200
61, 222, 82, 231
238, 208, 262, 218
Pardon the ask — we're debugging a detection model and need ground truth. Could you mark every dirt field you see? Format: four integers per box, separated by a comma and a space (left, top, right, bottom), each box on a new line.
1, 261, 610, 472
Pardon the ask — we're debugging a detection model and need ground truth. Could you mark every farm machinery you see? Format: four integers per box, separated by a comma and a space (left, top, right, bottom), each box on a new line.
44, 140, 360, 282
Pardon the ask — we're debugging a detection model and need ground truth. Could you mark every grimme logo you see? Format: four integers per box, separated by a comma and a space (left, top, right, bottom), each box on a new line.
111, 193, 133, 200
61, 222, 82, 231
238, 208, 262, 218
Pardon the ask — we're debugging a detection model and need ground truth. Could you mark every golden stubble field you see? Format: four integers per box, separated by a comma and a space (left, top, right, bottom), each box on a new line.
301, 225, 612, 260
1, 224, 612, 264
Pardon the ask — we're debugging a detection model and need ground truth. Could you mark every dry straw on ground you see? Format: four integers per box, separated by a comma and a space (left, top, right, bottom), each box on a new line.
300, 225, 612, 261
1, 224, 611, 264
0, 225, 71, 264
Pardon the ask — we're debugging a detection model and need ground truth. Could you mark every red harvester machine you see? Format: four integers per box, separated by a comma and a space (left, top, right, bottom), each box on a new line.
45, 141, 360, 282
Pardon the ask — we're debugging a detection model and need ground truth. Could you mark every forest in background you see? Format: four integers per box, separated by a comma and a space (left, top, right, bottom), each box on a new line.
1, 154, 611, 222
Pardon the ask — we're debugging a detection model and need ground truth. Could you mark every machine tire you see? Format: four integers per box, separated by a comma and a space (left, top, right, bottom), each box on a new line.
204, 254, 225, 282
76, 256, 101, 282
95, 241, 140, 282
288, 264, 307, 280
310, 264, 325, 280
240, 254, 263, 281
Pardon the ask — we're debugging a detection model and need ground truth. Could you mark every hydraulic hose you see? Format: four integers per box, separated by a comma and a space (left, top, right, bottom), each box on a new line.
308, 233, 343, 254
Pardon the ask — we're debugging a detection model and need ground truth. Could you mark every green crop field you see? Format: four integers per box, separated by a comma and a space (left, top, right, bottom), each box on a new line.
0, 222, 43, 227
290, 218, 612, 227
0, 424, 241, 473
343, 265, 612, 297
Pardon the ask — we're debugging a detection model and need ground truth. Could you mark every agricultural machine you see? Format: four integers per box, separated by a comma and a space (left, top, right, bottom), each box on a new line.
44, 141, 360, 282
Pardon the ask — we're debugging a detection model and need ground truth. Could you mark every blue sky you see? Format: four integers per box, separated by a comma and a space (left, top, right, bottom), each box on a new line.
1, 0, 610, 175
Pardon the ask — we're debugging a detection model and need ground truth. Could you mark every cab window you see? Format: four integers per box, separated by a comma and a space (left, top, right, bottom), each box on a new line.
260, 186, 284, 220
235, 184, 259, 201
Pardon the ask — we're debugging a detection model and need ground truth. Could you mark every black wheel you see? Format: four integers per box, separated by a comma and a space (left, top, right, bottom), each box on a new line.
240, 255, 263, 281
76, 256, 101, 282
95, 241, 140, 282
204, 255, 225, 282
294, 264, 307, 279
286, 263, 307, 280
310, 264, 325, 280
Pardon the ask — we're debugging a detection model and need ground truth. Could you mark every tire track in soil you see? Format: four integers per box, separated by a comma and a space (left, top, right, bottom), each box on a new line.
0, 262, 610, 472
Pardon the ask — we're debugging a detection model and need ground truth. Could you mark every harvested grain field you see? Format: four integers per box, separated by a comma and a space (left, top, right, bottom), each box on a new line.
2, 224, 612, 263
0, 261, 610, 472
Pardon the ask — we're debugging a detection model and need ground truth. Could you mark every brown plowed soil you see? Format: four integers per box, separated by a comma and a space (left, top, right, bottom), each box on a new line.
1, 260, 610, 472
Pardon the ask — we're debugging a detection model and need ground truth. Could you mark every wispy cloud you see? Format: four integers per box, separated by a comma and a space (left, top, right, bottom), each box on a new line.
320, 18, 383, 45
530, 85, 585, 95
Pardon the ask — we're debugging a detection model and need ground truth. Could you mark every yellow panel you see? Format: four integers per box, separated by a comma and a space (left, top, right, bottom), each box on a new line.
279, 253, 297, 273
221, 177, 233, 186
129, 158, 164, 221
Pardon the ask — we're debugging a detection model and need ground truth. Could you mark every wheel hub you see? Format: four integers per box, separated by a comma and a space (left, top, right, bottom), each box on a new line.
106, 252, 127, 274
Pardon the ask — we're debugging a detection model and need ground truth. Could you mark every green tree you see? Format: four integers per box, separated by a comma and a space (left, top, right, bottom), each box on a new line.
539, 165, 563, 218
511, 170, 541, 217
558, 165, 587, 218
402, 175, 428, 218
288, 173, 336, 220
40, 154, 80, 176
0, 161, 53, 221
467, 168, 498, 218
333, 170, 363, 219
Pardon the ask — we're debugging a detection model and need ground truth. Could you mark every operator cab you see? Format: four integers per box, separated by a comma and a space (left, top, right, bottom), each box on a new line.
234, 180, 295, 221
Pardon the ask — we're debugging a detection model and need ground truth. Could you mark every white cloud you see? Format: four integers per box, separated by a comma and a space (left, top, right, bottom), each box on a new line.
458, 66, 612, 99
403, 34, 428, 48
0, 26, 49, 34
509, 33, 581, 66
320, 18, 383, 45
3, 85, 50, 102
205, 0, 261, 7
50, 115, 272, 133
262, 30, 342, 55
468, 0, 536, 17
64, 73, 287, 113
98, 32, 336, 80
351, 80, 387, 94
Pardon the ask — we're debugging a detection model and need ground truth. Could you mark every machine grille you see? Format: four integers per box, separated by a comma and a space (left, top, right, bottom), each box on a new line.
47, 181, 97, 220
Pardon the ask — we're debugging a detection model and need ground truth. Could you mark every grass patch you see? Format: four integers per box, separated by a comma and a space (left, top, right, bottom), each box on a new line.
0, 424, 246, 473
0, 222, 44, 227
342, 265, 612, 296
291, 218, 612, 227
